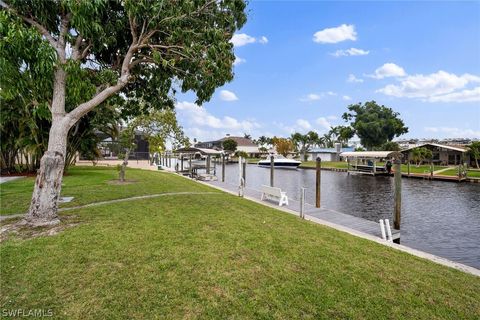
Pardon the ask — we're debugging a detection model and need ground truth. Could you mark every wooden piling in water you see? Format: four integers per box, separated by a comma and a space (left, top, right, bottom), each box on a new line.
316, 157, 321, 208
206, 155, 211, 174
394, 158, 402, 243
180, 153, 184, 171
189, 154, 192, 178
168, 154, 171, 167
222, 154, 225, 182
270, 155, 274, 187
242, 158, 246, 185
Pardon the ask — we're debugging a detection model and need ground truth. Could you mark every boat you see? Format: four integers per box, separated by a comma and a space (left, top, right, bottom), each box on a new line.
257, 155, 301, 169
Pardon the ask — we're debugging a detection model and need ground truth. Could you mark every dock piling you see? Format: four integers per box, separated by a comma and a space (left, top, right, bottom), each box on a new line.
270, 155, 274, 187
316, 157, 321, 208
206, 155, 211, 174
222, 154, 225, 182
393, 159, 402, 243
242, 158, 246, 185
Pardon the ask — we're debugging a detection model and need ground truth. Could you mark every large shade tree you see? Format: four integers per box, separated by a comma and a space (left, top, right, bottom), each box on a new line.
1, 0, 247, 226
342, 101, 408, 150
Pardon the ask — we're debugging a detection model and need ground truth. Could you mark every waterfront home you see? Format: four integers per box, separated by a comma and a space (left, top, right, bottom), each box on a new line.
401, 143, 469, 166
195, 135, 260, 157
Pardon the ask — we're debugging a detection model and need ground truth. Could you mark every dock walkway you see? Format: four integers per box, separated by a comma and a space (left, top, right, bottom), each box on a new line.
206, 180, 400, 241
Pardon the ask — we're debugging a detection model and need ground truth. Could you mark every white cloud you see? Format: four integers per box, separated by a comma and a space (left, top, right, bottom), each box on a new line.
175, 101, 259, 132
300, 93, 321, 102
219, 89, 238, 101
259, 36, 269, 44
369, 63, 406, 79
313, 24, 357, 44
427, 87, 480, 103
347, 74, 364, 83
296, 119, 312, 130
230, 33, 256, 47
342, 95, 352, 101
300, 91, 336, 102
233, 56, 246, 66
230, 33, 268, 47
316, 117, 332, 130
424, 127, 480, 138
377, 71, 480, 102
332, 48, 369, 57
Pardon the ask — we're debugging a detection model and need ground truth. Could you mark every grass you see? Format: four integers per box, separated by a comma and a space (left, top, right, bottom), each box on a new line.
438, 168, 480, 178
0, 166, 215, 215
300, 161, 348, 169
1, 166, 479, 319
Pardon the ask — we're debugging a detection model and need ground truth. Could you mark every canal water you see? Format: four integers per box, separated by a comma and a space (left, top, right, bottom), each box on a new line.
216, 163, 480, 269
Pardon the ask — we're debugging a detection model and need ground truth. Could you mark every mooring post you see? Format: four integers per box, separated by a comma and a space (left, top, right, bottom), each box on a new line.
180, 153, 184, 171
206, 155, 211, 174
213, 157, 217, 175
300, 187, 306, 219
189, 154, 192, 178
270, 155, 274, 187
168, 154, 171, 167
222, 154, 225, 182
316, 157, 321, 208
430, 160, 434, 179
242, 158, 246, 186
393, 158, 402, 243
407, 156, 410, 176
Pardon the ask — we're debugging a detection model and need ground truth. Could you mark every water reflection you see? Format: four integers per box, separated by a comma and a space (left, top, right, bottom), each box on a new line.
219, 163, 480, 269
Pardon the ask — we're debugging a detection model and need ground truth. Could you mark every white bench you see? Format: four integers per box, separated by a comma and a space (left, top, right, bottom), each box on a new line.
260, 185, 289, 206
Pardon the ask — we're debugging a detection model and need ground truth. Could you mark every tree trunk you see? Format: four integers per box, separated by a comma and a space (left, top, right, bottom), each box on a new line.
119, 149, 130, 182
24, 121, 68, 226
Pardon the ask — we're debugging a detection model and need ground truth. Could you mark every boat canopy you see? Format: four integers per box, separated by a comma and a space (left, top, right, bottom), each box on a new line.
173, 147, 223, 155
340, 151, 402, 159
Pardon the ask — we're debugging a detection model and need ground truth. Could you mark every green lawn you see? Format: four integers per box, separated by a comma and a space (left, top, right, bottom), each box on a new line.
438, 168, 480, 178
401, 164, 450, 174
0, 166, 215, 215
1, 166, 479, 319
300, 161, 348, 169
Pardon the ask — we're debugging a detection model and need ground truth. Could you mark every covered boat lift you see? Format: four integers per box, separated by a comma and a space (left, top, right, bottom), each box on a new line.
340, 151, 402, 176
173, 147, 223, 179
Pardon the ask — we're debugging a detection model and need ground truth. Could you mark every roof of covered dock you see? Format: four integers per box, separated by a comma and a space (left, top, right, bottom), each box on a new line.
173, 147, 223, 155
340, 151, 402, 159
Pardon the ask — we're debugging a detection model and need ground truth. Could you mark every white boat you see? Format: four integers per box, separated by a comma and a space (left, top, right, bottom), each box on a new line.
257, 155, 301, 169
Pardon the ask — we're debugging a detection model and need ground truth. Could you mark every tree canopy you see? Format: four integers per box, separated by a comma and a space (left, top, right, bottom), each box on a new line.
222, 139, 238, 153
291, 131, 319, 161
342, 101, 408, 150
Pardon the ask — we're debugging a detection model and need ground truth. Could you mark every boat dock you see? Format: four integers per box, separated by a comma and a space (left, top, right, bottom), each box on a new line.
205, 179, 400, 242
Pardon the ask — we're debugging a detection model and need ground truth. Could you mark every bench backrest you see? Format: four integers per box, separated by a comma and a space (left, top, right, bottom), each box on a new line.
261, 185, 282, 197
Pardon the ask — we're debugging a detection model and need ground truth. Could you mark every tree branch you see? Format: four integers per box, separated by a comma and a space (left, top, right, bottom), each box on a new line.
66, 42, 139, 127
0, 0, 58, 51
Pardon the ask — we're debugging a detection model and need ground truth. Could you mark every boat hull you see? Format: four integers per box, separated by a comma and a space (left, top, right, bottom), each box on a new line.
258, 161, 300, 169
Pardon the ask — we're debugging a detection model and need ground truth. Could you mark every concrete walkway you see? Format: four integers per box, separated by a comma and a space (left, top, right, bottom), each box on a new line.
433, 166, 456, 175
0, 191, 219, 221
0, 176, 25, 184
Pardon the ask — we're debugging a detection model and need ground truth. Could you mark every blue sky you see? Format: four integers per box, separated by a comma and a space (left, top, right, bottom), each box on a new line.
176, 1, 480, 142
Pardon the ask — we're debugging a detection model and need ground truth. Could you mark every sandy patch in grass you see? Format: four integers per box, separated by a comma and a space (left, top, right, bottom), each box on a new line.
0, 215, 81, 242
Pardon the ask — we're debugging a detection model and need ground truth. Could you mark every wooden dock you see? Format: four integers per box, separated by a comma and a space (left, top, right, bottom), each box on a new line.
206, 180, 400, 241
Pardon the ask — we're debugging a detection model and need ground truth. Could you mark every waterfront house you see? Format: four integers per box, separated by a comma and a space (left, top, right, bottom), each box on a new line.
195, 135, 260, 157
400, 143, 469, 166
